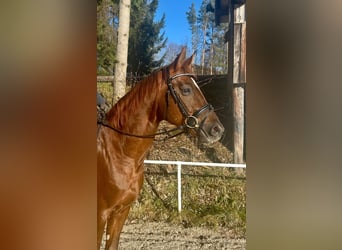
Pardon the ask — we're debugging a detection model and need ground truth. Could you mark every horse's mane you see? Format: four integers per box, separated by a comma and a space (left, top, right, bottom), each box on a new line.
106, 66, 169, 129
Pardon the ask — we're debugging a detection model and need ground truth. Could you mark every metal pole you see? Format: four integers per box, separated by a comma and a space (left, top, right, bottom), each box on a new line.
177, 163, 182, 212
144, 160, 246, 168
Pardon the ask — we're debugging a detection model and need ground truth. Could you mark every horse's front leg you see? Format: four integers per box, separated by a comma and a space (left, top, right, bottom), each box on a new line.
105, 206, 131, 250
97, 205, 107, 250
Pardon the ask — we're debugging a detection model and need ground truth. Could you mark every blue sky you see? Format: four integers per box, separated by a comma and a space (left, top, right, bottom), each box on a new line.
155, 0, 202, 45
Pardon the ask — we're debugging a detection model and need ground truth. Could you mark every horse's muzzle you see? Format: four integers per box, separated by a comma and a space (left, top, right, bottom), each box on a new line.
210, 123, 224, 138
199, 120, 225, 144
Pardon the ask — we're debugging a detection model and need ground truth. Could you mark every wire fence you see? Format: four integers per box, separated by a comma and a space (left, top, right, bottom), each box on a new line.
143, 160, 246, 212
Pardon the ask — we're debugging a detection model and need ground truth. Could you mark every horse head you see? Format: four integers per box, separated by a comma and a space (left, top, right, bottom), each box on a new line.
160, 47, 224, 144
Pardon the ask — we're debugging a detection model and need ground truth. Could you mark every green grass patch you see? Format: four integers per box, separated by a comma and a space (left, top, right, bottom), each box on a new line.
128, 167, 246, 238
97, 82, 133, 106
97, 82, 114, 105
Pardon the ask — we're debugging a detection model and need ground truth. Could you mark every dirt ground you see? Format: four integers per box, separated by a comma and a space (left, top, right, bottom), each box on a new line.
119, 221, 246, 250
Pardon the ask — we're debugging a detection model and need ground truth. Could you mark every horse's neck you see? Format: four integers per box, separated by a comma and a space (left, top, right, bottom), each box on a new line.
103, 97, 159, 162
107, 88, 161, 139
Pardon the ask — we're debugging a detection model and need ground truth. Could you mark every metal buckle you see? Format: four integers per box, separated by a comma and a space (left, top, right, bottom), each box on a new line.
184, 116, 199, 129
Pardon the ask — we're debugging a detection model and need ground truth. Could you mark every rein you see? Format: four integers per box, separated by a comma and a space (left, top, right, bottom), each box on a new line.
97, 119, 185, 141
97, 73, 214, 140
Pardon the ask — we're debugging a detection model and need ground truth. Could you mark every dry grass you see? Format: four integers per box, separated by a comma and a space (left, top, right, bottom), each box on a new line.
128, 165, 246, 238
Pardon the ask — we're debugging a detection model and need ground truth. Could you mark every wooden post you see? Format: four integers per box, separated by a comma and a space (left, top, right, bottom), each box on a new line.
232, 4, 246, 164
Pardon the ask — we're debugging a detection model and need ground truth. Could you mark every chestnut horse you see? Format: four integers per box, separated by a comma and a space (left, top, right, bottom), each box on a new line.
97, 47, 224, 250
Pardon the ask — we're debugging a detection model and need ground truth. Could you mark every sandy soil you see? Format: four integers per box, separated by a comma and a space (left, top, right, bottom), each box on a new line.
119, 222, 246, 250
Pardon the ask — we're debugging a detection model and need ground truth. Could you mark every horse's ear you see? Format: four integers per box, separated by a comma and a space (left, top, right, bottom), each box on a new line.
182, 51, 196, 71
173, 47, 187, 69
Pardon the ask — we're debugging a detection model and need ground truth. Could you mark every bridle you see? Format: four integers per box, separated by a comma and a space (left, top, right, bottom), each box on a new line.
97, 73, 214, 140
166, 73, 213, 130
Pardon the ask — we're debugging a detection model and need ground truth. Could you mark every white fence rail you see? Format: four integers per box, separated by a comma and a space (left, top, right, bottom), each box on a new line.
143, 160, 246, 212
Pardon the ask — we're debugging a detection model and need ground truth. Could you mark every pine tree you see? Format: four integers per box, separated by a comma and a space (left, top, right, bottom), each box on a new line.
194, 0, 228, 74
211, 23, 229, 74
186, 3, 198, 55
127, 0, 167, 77
197, 0, 212, 74
97, 0, 167, 78
97, 0, 118, 75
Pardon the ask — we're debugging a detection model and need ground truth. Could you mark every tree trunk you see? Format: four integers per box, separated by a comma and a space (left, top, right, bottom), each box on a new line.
113, 0, 131, 103
200, 16, 208, 75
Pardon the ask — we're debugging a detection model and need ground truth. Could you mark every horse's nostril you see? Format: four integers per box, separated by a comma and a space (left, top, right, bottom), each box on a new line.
210, 124, 224, 137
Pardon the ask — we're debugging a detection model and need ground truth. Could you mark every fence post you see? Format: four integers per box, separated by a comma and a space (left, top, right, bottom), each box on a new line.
232, 4, 246, 164
177, 163, 182, 212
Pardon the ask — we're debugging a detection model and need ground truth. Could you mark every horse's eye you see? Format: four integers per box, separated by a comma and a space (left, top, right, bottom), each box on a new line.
181, 87, 191, 96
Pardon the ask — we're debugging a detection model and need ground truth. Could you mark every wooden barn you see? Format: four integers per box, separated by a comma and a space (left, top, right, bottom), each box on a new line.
207, 0, 246, 163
